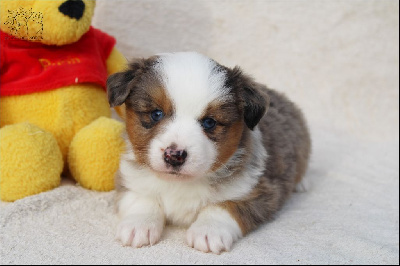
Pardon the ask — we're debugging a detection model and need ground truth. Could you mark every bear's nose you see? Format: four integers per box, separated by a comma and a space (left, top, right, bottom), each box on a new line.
59, 0, 85, 20
164, 145, 188, 168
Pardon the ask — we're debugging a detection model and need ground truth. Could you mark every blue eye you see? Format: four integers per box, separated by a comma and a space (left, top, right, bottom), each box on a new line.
201, 118, 217, 130
151, 110, 164, 122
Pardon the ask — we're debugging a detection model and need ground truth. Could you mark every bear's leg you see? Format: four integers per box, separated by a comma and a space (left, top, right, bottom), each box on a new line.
0, 123, 63, 202
68, 117, 125, 191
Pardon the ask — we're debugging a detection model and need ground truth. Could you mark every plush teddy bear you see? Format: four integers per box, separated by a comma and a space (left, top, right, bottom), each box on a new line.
0, 0, 127, 201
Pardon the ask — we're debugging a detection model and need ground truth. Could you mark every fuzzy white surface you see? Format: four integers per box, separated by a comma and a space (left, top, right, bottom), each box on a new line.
0, 0, 398, 264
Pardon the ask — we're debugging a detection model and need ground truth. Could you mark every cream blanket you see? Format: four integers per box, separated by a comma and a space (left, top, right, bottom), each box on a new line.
1, 0, 398, 264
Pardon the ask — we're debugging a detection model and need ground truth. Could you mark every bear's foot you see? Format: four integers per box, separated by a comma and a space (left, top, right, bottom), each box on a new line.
0, 123, 63, 202
68, 117, 125, 191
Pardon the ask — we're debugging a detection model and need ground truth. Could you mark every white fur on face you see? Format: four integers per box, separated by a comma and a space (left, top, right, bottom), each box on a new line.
156, 52, 230, 118
148, 117, 217, 179
148, 52, 230, 179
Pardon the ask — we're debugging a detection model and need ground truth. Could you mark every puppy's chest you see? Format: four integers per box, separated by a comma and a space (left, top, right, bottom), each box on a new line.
130, 174, 215, 226
157, 187, 211, 226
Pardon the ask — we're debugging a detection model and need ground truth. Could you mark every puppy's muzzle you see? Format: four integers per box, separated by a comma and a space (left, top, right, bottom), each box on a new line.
164, 145, 188, 167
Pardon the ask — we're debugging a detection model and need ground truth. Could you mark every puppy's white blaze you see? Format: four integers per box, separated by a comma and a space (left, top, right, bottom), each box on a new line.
156, 52, 229, 118
148, 116, 217, 177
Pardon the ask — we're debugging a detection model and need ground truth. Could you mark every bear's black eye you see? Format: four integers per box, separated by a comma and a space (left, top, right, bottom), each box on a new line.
150, 109, 164, 122
201, 117, 217, 131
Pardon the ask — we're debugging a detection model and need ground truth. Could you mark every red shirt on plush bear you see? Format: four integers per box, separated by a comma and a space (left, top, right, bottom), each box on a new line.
0, 26, 115, 96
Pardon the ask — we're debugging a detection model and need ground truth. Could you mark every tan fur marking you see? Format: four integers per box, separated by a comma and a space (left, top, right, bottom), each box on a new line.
200, 99, 244, 171
212, 121, 244, 171
125, 85, 173, 167
294, 141, 311, 184
113, 105, 126, 121
126, 109, 151, 166
146, 86, 174, 115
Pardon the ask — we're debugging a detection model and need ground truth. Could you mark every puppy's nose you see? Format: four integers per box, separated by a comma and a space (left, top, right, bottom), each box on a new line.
59, 0, 85, 20
164, 145, 188, 167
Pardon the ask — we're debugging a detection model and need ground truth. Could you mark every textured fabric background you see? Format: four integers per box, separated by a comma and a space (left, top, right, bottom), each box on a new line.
1, 0, 398, 264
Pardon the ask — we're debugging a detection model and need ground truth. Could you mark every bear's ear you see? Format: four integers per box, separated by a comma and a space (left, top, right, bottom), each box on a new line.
225, 66, 269, 130
107, 56, 159, 107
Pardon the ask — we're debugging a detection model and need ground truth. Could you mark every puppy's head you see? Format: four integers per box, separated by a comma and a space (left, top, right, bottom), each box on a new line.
108, 52, 269, 181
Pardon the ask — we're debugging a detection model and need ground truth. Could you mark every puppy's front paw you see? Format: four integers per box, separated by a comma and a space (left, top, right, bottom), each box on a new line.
187, 223, 235, 254
186, 207, 242, 254
116, 217, 164, 248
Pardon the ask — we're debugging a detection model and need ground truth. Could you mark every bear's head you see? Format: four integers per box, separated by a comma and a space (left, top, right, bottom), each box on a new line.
0, 0, 96, 45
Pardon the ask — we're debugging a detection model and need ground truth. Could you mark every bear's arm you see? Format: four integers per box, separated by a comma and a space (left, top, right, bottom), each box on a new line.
106, 47, 128, 120
106, 47, 128, 75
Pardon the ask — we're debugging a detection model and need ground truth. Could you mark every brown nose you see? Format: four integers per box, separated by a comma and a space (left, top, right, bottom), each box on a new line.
164, 146, 188, 167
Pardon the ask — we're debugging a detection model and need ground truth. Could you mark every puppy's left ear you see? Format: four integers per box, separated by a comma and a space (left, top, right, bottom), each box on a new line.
242, 83, 269, 130
227, 66, 270, 130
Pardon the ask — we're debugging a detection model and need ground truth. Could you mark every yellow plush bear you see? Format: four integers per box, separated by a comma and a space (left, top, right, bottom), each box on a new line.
0, 0, 126, 201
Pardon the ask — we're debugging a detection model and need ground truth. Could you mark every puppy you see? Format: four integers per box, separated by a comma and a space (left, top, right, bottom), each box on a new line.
107, 52, 311, 254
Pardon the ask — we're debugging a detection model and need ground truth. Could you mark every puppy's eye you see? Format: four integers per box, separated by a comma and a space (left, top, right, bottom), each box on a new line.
150, 109, 164, 122
201, 117, 217, 131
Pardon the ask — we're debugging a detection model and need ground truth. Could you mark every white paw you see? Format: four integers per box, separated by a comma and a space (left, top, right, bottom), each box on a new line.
116, 217, 164, 248
186, 207, 242, 254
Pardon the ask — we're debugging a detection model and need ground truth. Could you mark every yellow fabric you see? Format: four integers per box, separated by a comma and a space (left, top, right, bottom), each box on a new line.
106, 48, 128, 120
0, 0, 128, 201
0, 0, 96, 46
68, 117, 125, 191
106, 48, 128, 75
0, 123, 63, 202
0, 86, 112, 162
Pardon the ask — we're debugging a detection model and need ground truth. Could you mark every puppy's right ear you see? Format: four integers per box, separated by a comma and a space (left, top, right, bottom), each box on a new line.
107, 56, 160, 107
107, 70, 134, 107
